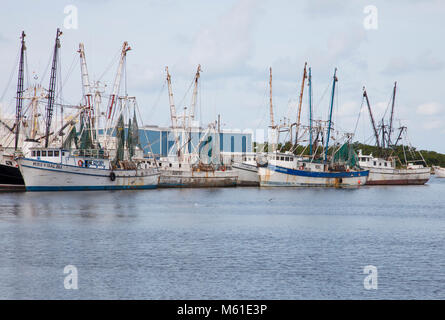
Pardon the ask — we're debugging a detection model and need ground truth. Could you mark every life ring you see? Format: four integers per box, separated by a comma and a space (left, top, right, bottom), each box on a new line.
78, 160, 83, 167
110, 172, 116, 181
221, 165, 226, 172
299, 166, 304, 170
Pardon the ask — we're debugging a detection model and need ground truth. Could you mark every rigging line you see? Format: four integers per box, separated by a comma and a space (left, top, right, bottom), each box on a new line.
381, 89, 394, 121
0, 47, 20, 103
313, 81, 330, 119
135, 99, 158, 164
97, 47, 121, 82
146, 81, 166, 120
60, 53, 78, 93
353, 97, 365, 137
39, 47, 53, 86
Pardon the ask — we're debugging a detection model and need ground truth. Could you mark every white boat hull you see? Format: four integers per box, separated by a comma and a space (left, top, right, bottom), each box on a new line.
232, 162, 259, 186
363, 166, 430, 185
18, 158, 160, 191
259, 165, 368, 187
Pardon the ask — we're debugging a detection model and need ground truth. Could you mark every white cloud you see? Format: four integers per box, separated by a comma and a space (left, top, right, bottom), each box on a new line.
422, 119, 444, 130
187, 0, 260, 75
416, 102, 443, 115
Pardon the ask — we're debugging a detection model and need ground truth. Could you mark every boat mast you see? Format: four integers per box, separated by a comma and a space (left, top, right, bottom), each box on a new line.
295, 62, 307, 147
45, 28, 62, 148
189, 64, 201, 128
308, 67, 313, 156
78, 43, 92, 111
388, 81, 397, 146
269, 67, 276, 152
362, 87, 380, 149
324, 68, 337, 162
106, 42, 131, 121
166, 66, 181, 158
78, 43, 95, 145
14, 31, 26, 150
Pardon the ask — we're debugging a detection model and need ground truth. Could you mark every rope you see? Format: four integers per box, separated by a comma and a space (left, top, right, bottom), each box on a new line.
0, 47, 20, 103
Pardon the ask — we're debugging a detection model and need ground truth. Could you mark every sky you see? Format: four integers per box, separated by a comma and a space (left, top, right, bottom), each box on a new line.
0, 0, 444, 152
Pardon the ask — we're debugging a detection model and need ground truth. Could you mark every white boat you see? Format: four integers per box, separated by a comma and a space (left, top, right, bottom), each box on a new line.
231, 153, 259, 186
259, 151, 368, 187
433, 166, 445, 178
358, 150, 430, 185
357, 83, 430, 185
18, 148, 159, 191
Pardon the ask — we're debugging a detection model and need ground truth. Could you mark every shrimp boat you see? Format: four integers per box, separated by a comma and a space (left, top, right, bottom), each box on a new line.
259, 67, 368, 187
17, 31, 159, 191
433, 166, 445, 178
357, 83, 430, 185
156, 66, 237, 188
358, 150, 430, 185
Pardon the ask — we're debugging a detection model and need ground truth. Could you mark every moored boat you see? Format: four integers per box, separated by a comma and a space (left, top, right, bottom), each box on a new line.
18, 148, 159, 191
358, 150, 430, 185
433, 166, 445, 178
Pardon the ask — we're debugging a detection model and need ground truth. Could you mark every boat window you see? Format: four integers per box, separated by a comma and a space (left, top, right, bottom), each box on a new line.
285, 157, 289, 161
281, 156, 284, 161
169, 163, 172, 167
36, 151, 41, 157
179, 164, 181, 168
42, 151, 47, 157
54, 151, 59, 157
48, 151, 53, 157
159, 163, 162, 166
32, 151, 36, 157
385, 163, 387, 167
62, 152, 65, 156
373, 161, 376, 166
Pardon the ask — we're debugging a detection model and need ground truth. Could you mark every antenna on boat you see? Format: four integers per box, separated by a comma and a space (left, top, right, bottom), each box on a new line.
15, 31, 26, 151
324, 68, 337, 162
45, 28, 62, 148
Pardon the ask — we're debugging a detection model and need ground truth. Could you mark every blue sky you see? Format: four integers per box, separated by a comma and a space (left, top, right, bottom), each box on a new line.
1, 0, 444, 152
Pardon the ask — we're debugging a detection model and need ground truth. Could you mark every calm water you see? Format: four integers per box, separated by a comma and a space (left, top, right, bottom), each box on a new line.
0, 178, 444, 299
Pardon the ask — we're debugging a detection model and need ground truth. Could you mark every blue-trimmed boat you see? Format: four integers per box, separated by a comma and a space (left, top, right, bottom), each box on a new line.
259, 68, 369, 188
